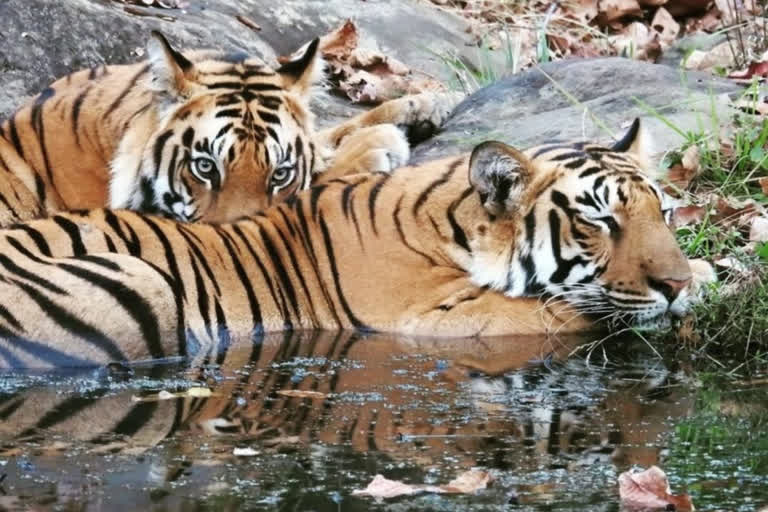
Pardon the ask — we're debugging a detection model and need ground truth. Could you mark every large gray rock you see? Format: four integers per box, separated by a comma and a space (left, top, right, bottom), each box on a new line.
413, 58, 745, 162
0, 0, 474, 124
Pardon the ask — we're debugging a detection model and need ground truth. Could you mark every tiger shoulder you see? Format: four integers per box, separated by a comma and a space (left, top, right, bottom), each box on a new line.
0, 31, 462, 225
0, 119, 715, 368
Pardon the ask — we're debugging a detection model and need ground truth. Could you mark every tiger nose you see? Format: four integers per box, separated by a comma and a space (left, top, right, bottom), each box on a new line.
648, 277, 692, 303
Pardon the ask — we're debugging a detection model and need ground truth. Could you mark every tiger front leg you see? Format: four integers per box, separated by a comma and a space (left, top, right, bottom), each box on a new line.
318, 91, 465, 149
316, 125, 411, 182
392, 280, 594, 338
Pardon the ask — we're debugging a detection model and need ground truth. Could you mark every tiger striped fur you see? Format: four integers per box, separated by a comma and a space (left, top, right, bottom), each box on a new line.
0, 120, 710, 369
0, 31, 461, 225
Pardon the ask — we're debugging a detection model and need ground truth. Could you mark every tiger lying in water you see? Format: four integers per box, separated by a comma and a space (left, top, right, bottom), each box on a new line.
0, 31, 460, 225
0, 118, 714, 369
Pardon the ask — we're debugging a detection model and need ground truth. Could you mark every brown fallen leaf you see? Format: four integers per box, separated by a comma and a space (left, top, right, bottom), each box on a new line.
441, 470, 493, 493
618, 466, 694, 511
711, 196, 762, 228
760, 176, 768, 195
353, 470, 492, 500
276, 389, 327, 399
596, 0, 643, 27
280, 20, 446, 104
672, 205, 707, 227
665, 144, 701, 191
728, 61, 768, 80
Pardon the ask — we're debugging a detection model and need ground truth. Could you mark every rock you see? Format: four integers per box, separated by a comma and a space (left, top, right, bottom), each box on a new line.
412, 57, 744, 163
0, 0, 474, 125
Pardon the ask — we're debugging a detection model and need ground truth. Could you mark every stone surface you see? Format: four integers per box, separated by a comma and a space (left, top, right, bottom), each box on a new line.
0, 1, 750, 162
412, 57, 745, 163
0, 0, 474, 124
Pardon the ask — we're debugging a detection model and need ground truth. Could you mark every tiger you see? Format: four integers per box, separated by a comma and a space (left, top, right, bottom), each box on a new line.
0, 330, 694, 507
0, 118, 714, 369
0, 31, 461, 225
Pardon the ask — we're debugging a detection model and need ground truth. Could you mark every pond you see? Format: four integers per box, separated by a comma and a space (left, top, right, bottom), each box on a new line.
0, 331, 766, 511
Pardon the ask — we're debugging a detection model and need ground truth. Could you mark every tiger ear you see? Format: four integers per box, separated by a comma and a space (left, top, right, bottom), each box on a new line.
146, 31, 200, 101
469, 141, 532, 218
277, 38, 322, 96
611, 118, 655, 174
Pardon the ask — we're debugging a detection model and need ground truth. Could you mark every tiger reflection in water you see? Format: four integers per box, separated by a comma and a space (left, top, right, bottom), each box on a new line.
0, 332, 692, 490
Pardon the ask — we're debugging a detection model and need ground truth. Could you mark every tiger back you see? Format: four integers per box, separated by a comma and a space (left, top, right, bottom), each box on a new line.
0, 119, 713, 369
0, 32, 462, 226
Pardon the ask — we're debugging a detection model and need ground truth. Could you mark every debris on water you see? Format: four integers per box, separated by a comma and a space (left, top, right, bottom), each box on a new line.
131, 386, 213, 402
233, 447, 259, 457
352, 470, 492, 500
618, 466, 694, 511
276, 389, 327, 399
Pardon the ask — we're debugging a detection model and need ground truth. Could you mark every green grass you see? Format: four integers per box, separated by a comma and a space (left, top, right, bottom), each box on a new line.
640, 86, 768, 377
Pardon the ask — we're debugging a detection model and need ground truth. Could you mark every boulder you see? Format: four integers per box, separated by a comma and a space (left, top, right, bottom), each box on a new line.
0, 0, 474, 125
413, 57, 745, 162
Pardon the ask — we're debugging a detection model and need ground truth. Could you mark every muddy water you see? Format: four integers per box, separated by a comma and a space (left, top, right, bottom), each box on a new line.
0, 332, 766, 511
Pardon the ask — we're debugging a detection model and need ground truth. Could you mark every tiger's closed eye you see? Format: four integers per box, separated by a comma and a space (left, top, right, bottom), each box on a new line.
598, 216, 620, 233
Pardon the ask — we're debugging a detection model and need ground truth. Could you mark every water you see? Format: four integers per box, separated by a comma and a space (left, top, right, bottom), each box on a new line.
0, 331, 766, 511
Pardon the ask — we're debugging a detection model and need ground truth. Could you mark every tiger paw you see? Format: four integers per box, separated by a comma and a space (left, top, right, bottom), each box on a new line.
392, 91, 465, 145
342, 124, 409, 172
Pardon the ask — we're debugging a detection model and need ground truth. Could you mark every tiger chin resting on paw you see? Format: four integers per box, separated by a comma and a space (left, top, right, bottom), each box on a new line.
0, 119, 714, 369
0, 31, 461, 226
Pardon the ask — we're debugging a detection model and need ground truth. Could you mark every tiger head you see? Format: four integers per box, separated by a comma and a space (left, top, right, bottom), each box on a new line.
467, 120, 696, 326
111, 32, 322, 223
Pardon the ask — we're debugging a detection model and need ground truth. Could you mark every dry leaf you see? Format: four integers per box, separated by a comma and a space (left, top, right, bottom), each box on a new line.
750, 216, 768, 242
441, 470, 493, 493
650, 7, 680, 46
728, 61, 768, 80
665, 145, 701, 191
715, 256, 750, 273
280, 20, 446, 104
672, 205, 707, 227
596, 0, 643, 27
276, 389, 327, 399
760, 177, 768, 195
353, 470, 491, 500
618, 466, 694, 511
711, 196, 762, 228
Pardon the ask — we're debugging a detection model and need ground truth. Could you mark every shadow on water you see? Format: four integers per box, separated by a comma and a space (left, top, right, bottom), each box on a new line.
0, 331, 766, 511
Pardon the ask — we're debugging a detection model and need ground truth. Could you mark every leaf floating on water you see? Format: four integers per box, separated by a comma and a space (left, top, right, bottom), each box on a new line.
441, 470, 493, 494
618, 466, 695, 511
352, 470, 492, 500
276, 389, 327, 399
233, 447, 259, 457
131, 387, 213, 402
